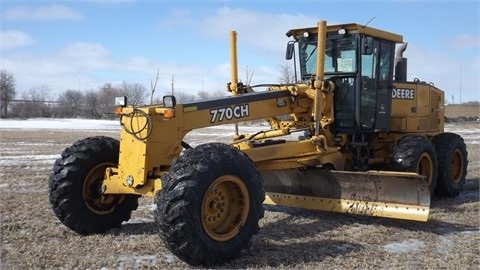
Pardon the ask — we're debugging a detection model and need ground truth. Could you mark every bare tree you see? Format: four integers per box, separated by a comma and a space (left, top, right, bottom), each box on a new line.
242, 65, 254, 85
197, 90, 210, 100
84, 89, 101, 119
210, 89, 227, 98
119, 81, 148, 106
197, 89, 226, 100
20, 85, 53, 118
279, 62, 295, 84
56, 89, 84, 118
174, 91, 196, 104
97, 83, 120, 118
0, 70, 16, 118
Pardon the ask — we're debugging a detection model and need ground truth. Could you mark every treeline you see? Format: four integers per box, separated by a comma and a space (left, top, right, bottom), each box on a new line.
8, 82, 147, 119
0, 70, 225, 119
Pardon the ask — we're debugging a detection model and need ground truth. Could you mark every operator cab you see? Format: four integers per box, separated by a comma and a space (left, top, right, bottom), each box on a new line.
286, 23, 402, 135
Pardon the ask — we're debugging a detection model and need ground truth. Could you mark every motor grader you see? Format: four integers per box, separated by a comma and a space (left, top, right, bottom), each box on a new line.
49, 20, 468, 266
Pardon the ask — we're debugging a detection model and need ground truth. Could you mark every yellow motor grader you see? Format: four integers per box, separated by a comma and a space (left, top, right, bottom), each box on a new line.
49, 20, 468, 266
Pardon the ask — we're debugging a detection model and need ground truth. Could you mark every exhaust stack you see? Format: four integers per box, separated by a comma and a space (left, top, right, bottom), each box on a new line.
394, 42, 408, 81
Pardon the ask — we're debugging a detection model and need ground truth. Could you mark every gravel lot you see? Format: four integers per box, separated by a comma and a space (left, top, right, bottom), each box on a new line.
0, 120, 478, 269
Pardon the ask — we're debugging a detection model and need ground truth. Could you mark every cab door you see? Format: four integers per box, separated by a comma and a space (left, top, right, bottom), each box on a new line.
360, 38, 395, 132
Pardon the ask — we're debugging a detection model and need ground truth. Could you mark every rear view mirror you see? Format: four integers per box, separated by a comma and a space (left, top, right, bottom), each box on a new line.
285, 41, 295, 60
115, 96, 127, 107
163, 95, 177, 108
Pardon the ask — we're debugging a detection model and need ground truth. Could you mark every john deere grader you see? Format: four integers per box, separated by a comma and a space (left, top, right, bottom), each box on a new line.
49, 21, 468, 266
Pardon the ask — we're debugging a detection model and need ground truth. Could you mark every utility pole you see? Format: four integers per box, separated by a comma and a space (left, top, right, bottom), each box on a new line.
150, 68, 159, 104
171, 75, 175, 96
459, 66, 462, 104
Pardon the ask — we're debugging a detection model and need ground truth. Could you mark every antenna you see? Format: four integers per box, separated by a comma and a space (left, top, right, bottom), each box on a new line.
363, 17, 376, 28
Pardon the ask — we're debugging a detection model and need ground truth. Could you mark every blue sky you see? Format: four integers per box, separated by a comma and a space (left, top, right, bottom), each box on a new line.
1, 0, 479, 102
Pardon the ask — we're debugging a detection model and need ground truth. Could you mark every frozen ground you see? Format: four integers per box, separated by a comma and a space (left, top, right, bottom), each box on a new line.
0, 118, 478, 269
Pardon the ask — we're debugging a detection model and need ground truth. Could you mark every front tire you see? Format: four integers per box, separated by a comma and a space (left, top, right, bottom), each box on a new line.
433, 133, 468, 196
155, 143, 264, 266
390, 135, 438, 194
49, 136, 139, 235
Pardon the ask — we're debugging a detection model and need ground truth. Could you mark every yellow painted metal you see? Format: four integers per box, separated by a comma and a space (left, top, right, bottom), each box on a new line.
261, 169, 430, 221
313, 20, 327, 136
201, 175, 250, 242
390, 81, 444, 134
264, 193, 429, 222
417, 152, 435, 187
287, 23, 403, 43
102, 167, 160, 197
450, 149, 464, 184
83, 162, 125, 215
229, 30, 238, 94
100, 20, 447, 223
109, 90, 312, 196
115, 108, 185, 189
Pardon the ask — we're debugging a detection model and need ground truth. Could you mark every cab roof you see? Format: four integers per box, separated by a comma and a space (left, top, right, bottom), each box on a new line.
286, 22, 403, 43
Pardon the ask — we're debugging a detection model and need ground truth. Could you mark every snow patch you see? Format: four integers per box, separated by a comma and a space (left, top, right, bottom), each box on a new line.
0, 118, 120, 130
437, 235, 453, 254
123, 218, 153, 224
335, 243, 356, 252
383, 238, 424, 253
160, 252, 177, 263
116, 254, 157, 268
149, 203, 157, 211
0, 154, 58, 166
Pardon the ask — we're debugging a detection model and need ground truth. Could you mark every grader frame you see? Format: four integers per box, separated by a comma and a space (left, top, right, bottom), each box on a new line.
49, 20, 468, 266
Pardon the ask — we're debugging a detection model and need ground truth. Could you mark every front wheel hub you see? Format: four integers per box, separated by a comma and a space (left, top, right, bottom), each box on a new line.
201, 175, 250, 242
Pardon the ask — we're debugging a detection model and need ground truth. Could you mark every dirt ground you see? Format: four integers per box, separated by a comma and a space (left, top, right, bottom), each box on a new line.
0, 122, 479, 269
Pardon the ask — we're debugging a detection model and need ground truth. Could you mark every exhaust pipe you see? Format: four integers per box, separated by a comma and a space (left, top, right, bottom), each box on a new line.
394, 42, 408, 81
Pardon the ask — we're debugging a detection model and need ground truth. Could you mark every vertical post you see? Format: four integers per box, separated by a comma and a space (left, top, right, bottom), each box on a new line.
459, 65, 462, 104
229, 30, 240, 135
229, 31, 239, 95
313, 20, 327, 135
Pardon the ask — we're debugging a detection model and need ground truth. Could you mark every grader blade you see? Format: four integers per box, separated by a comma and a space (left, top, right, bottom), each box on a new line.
262, 169, 430, 222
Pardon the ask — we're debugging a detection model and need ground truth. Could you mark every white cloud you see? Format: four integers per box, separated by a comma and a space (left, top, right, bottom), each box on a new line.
2, 4, 83, 21
3, 5, 478, 103
406, 43, 479, 102
2, 39, 224, 99
157, 7, 194, 30
58, 42, 113, 70
158, 7, 321, 57
1, 30, 34, 49
154, 7, 343, 89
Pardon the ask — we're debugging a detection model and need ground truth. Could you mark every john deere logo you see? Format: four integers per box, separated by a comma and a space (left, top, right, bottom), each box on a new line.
392, 88, 415, 100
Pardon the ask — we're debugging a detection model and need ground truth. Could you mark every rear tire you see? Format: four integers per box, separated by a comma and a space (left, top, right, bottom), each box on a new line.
155, 143, 264, 266
432, 133, 468, 197
390, 135, 438, 194
49, 136, 139, 235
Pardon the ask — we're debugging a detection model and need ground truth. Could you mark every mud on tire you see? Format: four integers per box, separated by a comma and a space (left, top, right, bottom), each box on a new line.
390, 135, 438, 194
155, 143, 264, 266
432, 132, 468, 197
49, 136, 139, 235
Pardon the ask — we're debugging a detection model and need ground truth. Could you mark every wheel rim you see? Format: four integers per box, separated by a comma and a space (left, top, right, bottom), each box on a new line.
201, 175, 250, 242
450, 149, 464, 184
83, 163, 124, 215
417, 153, 434, 185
